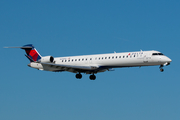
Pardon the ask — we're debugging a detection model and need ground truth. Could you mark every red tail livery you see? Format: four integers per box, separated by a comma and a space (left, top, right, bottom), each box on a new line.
21, 44, 42, 62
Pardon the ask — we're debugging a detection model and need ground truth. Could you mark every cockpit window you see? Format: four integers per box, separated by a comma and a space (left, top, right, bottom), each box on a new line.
158, 53, 164, 55
152, 53, 158, 55
152, 53, 164, 55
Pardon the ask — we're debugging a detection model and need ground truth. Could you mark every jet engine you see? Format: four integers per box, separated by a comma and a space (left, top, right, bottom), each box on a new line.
39, 56, 54, 63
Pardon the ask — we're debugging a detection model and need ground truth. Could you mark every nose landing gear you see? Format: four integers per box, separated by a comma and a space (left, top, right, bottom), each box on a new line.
159, 65, 164, 72
160, 68, 164, 72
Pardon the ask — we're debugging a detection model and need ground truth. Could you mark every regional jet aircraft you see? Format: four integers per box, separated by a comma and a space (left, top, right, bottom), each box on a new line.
6, 44, 172, 80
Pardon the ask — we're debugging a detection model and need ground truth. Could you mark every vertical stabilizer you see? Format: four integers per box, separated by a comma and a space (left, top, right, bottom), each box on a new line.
21, 44, 42, 62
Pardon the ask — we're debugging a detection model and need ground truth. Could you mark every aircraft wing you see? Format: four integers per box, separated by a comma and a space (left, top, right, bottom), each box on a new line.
40, 62, 105, 74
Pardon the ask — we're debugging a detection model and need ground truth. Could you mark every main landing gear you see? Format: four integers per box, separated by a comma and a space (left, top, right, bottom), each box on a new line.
76, 73, 82, 79
89, 74, 96, 80
75, 73, 96, 80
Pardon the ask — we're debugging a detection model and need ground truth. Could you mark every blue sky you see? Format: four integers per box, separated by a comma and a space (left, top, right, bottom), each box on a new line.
1, 0, 180, 120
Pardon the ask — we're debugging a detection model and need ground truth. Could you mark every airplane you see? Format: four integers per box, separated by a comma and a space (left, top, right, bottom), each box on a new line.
5, 44, 172, 80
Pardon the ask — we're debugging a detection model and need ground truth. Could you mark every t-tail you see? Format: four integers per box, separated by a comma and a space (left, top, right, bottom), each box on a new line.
5, 44, 42, 62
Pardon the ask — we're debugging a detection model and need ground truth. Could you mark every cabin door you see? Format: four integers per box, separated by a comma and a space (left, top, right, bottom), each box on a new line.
143, 53, 151, 63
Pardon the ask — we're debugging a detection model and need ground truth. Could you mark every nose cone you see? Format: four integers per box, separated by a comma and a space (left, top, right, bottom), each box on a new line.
160, 56, 172, 63
167, 57, 172, 63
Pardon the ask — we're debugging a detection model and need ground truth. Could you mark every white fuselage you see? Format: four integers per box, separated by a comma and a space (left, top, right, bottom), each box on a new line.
29, 50, 172, 74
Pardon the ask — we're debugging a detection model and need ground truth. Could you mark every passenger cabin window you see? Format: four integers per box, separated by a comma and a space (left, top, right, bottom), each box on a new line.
152, 53, 164, 55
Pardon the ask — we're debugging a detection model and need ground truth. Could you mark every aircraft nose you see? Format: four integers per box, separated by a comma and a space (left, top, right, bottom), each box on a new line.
160, 56, 172, 63
164, 57, 172, 63
167, 57, 172, 63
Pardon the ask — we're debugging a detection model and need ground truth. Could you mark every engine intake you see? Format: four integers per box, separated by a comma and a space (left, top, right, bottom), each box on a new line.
39, 56, 54, 63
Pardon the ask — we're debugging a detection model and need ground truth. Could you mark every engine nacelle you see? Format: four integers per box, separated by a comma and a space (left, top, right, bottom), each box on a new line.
39, 56, 54, 63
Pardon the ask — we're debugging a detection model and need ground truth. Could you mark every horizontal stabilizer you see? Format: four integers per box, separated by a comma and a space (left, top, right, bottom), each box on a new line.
4, 44, 41, 62
4, 46, 33, 49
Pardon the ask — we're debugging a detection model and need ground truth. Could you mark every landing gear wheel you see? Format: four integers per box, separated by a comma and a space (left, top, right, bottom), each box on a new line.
159, 65, 164, 72
160, 68, 164, 72
76, 73, 82, 79
89, 75, 96, 80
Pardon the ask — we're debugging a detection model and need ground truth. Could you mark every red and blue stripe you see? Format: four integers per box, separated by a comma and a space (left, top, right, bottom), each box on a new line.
22, 44, 41, 62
